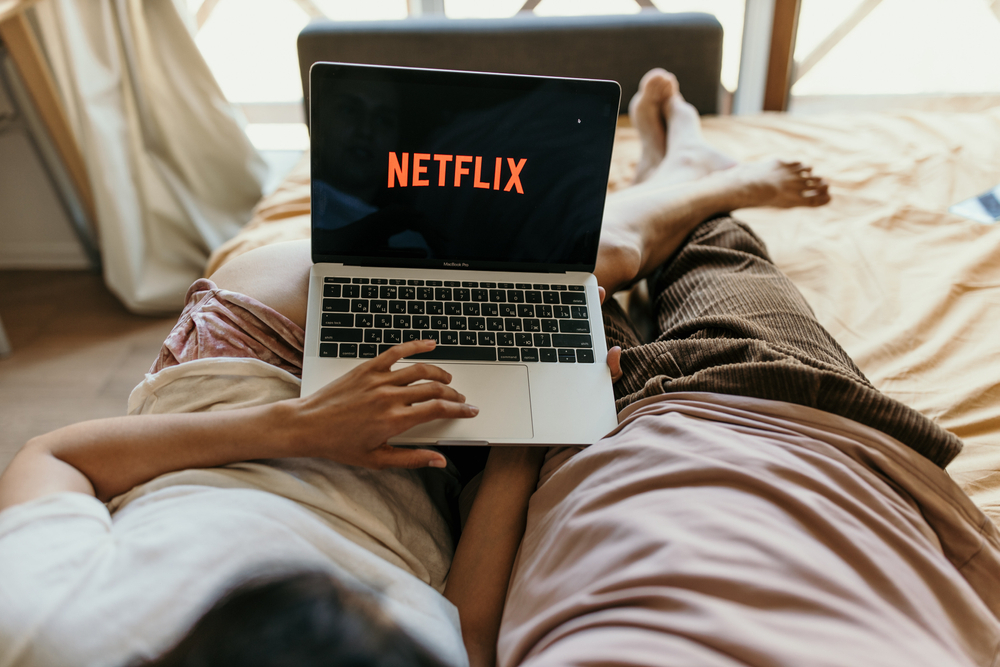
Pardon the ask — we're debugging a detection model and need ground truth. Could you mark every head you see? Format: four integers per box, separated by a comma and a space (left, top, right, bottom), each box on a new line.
139, 571, 447, 667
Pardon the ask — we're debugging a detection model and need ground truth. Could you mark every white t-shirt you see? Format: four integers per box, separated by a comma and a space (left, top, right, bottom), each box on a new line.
0, 358, 468, 667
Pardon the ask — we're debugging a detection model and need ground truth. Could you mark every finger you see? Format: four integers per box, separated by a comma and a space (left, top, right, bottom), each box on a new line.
369, 445, 448, 470
389, 361, 454, 387
607, 346, 623, 383
397, 399, 480, 432
394, 381, 467, 406
370, 339, 436, 371
598, 285, 607, 305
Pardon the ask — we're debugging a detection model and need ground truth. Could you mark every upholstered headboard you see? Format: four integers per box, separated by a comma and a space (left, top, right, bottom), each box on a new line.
297, 12, 723, 121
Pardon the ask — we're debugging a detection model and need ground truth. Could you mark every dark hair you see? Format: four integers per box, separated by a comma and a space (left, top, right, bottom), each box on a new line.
139, 571, 448, 667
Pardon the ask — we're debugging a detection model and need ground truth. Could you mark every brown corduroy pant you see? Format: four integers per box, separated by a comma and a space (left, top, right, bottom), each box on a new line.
602, 215, 962, 468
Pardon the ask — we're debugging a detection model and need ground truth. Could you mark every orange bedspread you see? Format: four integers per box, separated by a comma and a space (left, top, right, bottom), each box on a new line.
206, 107, 1000, 521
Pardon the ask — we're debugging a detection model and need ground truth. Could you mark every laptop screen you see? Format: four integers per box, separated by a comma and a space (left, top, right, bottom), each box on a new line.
310, 63, 621, 273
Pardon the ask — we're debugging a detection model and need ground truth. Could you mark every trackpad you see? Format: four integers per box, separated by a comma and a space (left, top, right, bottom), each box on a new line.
391, 363, 533, 442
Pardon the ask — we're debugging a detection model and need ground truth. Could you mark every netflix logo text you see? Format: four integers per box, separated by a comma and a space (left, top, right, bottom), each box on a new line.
387, 153, 527, 194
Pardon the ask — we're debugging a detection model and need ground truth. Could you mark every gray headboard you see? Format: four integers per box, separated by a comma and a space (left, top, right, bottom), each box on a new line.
297, 12, 723, 121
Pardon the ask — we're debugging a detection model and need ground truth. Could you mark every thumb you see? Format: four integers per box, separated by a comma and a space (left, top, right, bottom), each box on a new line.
371, 446, 448, 470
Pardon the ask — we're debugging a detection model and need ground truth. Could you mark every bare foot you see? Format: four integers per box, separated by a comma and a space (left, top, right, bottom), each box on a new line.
628, 68, 676, 184
648, 88, 738, 186
722, 159, 831, 209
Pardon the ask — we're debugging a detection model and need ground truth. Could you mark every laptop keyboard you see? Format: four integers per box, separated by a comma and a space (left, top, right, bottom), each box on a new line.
318, 277, 595, 363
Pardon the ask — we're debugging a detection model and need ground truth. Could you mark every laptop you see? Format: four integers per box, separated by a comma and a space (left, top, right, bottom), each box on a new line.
301, 62, 620, 446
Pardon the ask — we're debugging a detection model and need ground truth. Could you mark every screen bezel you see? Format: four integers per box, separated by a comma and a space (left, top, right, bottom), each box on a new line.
309, 62, 621, 273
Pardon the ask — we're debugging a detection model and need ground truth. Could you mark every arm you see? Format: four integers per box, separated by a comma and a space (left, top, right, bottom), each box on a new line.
0, 339, 477, 511
444, 446, 545, 667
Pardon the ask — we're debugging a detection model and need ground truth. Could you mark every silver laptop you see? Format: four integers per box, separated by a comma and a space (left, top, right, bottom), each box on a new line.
301, 62, 620, 446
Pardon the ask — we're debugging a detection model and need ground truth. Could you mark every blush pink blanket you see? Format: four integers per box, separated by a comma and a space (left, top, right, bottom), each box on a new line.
499, 393, 1000, 667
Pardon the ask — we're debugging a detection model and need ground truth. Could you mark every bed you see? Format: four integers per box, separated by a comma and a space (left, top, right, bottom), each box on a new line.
205, 11, 1000, 662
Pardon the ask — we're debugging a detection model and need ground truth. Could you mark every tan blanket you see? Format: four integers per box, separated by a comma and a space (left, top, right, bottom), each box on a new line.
206, 107, 1000, 521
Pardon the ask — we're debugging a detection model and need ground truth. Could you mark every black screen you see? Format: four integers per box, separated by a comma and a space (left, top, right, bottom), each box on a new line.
310, 63, 620, 272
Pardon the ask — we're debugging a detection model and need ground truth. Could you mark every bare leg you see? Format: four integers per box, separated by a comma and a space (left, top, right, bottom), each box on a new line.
598, 70, 830, 296
209, 239, 312, 328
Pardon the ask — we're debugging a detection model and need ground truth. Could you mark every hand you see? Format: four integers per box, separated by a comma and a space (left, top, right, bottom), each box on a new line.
287, 339, 478, 469
598, 286, 623, 383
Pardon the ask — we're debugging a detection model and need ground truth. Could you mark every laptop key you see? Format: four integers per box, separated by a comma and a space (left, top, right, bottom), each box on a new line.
444, 280, 461, 287
543, 291, 560, 304
551, 284, 567, 291
400, 286, 416, 299
427, 302, 444, 315
421, 331, 439, 342
351, 300, 368, 313
462, 281, 478, 287
560, 292, 586, 305
536, 304, 553, 318
426, 280, 443, 287
552, 334, 592, 348
413, 316, 430, 329
463, 303, 480, 316
407, 301, 425, 315
432, 316, 449, 330
385, 329, 402, 344
445, 303, 462, 315
454, 288, 470, 301
524, 319, 541, 332
515, 283, 531, 289
460, 332, 478, 345
534, 333, 552, 347
520, 348, 539, 362
407, 279, 424, 286
482, 303, 499, 316
498, 333, 515, 346
472, 289, 488, 302
371, 278, 388, 285
557, 348, 576, 363
355, 314, 373, 327
435, 288, 452, 301
442, 331, 459, 345
498, 347, 520, 362
342, 285, 360, 298
320, 343, 338, 357
393, 315, 411, 328
487, 318, 504, 331
541, 348, 558, 362
478, 332, 496, 346
362, 286, 379, 299
500, 303, 518, 317
322, 313, 353, 327
389, 279, 406, 285
554, 306, 570, 318
402, 330, 420, 342
468, 317, 486, 331
515, 333, 533, 346
409, 347, 497, 362
576, 349, 595, 363
321, 328, 362, 342
371, 300, 388, 313
504, 318, 523, 332
352, 278, 369, 284
375, 315, 392, 328
359, 344, 378, 358
339, 343, 359, 358
364, 330, 381, 343
379, 286, 397, 299
559, 320, 591, 333
499, 282, 514, 289
323, 284, 342, 298
532, 284, 549, 291
418, 287, 434, 300
323, 298, 349, 312
480, 282, 497, 288
517, 304, 534, 317
569, 285, 585, 291
525, 291, 542, 303
389, 301, 407, 314
542, 319, 559, 332
489, 289, 506, 303
507, 290, 525, 303
571, 306, 589, 319
325, 277, 350, 284
449, 317, 467, 330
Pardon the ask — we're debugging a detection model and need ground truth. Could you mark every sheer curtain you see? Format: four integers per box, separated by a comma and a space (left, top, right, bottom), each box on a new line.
32, 0, 266, 313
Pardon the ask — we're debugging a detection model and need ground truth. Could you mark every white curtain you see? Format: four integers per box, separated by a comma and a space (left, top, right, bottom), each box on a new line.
32, 0, 267, 313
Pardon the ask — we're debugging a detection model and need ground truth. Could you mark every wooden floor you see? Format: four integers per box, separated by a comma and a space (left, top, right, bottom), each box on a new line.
0, 270, 178, 474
